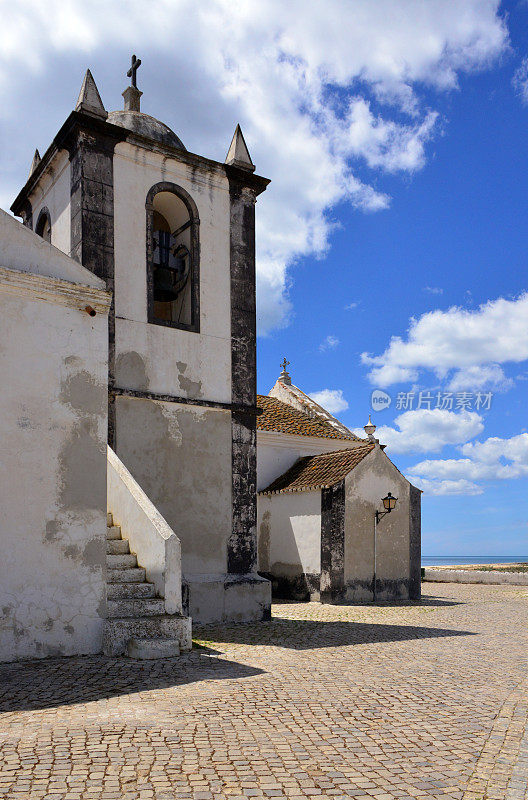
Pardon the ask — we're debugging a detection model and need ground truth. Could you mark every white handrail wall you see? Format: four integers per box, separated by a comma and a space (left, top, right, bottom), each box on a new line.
107, 446, 183, 614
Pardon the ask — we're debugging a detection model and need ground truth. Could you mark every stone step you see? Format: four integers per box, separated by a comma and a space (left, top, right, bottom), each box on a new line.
107, 582, 156, 600
107, 512, 113, 527
107, 567, 146, 584
103, 615, 193, 657
107, 598, 166, 618
106, 525, 122, 540
107, 553, 137, 569
106, 539, 130, 555
127, 638, 180, 659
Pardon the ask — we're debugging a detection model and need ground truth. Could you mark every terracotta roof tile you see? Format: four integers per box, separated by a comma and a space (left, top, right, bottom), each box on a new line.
257, 394, 359, 440
259, 444, 375, 494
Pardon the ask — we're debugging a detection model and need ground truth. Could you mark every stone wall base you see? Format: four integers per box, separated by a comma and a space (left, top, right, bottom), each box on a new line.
345, 578, 410, 603
185, 574, 271, 624
259, 572, 320, 602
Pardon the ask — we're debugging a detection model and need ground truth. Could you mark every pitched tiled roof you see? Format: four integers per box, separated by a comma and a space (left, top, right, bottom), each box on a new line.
269, 381, 357, 438
257, 394, 359, 441
259, 444, 375, 494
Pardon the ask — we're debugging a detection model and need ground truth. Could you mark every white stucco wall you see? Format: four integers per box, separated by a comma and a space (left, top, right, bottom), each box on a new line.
257, 430, 354, 492
112, 143, 232, 403
344, 447, 412, 601
257, 492, 321, 578
29, 149, 71, 254
115, 396, 232, 577
0, 222, 110, 661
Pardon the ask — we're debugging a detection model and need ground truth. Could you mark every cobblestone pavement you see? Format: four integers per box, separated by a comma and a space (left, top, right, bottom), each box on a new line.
1, 583, 528, 800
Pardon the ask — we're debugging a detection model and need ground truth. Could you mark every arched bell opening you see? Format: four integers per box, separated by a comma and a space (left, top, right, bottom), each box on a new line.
35, 207, 51, 243
146, 183, 200, 332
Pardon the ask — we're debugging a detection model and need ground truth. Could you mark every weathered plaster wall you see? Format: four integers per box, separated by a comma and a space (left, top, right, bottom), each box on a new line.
257, 431, 354, 492
114, 320, 230, 402
29, 150, 71, 254
0, 269, 109, 662
113, 144, 231, 403
257, 492, 321, 598
344, 447, 413, 601
114, 395, 232, 576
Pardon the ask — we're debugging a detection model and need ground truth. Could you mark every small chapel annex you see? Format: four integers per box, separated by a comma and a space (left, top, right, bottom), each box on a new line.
255, 364, 422, 604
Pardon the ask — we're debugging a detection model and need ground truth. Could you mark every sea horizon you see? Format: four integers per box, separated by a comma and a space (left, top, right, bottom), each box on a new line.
422, 556, 528, 566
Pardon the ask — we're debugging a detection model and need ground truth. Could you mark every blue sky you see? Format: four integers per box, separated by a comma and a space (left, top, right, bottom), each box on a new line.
1, 0, 527, 555
260, 5, 528, 554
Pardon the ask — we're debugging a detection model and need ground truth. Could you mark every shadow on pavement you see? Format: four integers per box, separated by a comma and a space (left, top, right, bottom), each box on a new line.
194, 617, 476, 650
0, 646, 263, 714
416, 594, 464, 607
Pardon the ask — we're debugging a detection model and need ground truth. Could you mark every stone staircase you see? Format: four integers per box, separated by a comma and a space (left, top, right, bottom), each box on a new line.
103, 513, 192, 658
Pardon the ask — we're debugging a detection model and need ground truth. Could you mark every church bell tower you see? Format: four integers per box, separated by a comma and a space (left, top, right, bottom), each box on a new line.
11, 59, 271, 623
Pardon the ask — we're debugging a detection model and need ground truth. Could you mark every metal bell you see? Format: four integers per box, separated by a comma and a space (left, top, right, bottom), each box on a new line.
153, 267, 179, 302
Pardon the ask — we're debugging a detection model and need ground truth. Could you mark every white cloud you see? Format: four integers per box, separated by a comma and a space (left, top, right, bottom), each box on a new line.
309, 389, 349, 414
319, 335, 340, 352
408, 432, 528, 495
460, 432, 528, 466
363, 293, 528, 387
353, 408, 484, 454
513, 57, 528, 104
345, 302, 359, 310
0, 0, 509, 335
423, 286, 443, 295
447, 364, 513, 391
407, 476, 483, 496
342, 98, 438, 173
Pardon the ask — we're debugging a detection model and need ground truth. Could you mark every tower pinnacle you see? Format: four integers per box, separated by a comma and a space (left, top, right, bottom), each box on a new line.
75, 69, 107, 119
225, 124, 255, 172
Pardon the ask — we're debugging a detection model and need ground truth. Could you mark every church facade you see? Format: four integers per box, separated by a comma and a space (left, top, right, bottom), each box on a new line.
3, 61, 271, 662
1, 60, 421, 663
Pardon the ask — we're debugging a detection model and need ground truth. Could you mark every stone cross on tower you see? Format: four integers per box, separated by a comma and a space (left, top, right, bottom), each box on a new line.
123, 54, 143, 112
127, 54, 141, 88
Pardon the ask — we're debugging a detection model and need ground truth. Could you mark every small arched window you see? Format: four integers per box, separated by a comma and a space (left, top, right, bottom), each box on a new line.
35, 208, 51, 243
146, 183, 200, 332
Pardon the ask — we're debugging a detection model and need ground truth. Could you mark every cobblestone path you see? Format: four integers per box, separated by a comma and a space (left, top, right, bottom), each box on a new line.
1, 583, 527, 800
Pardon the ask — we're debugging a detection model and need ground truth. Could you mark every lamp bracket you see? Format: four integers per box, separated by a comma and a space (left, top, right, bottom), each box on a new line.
375, 509, 392, 524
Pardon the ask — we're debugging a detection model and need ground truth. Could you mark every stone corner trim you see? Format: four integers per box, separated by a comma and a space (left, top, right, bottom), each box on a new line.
0, 266, 112, 314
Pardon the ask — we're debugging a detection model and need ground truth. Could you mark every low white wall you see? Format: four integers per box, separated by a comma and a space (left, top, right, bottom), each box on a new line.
107, 447, 183, 614
423, 569, 528, 586
0, 208, 101, 287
